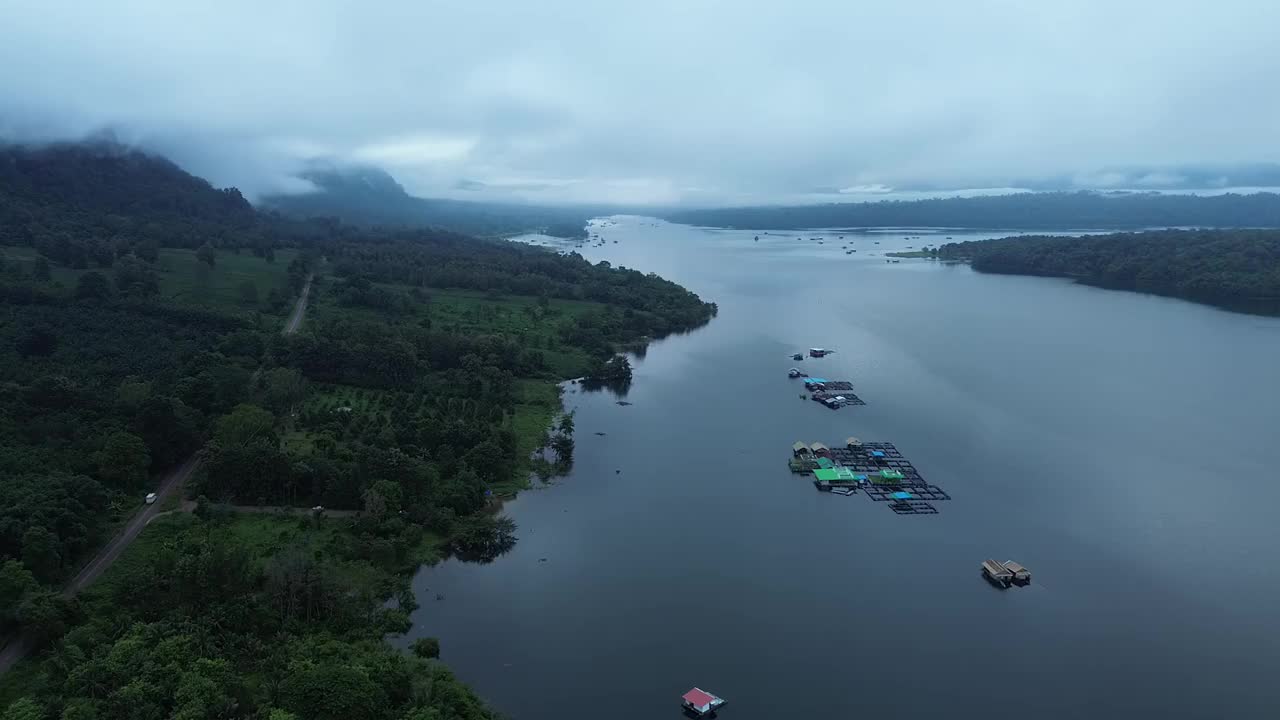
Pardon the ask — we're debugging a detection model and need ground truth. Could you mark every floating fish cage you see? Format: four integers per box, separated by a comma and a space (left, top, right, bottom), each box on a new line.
890, 500, 939, 515
789, 441, 951, 515
863, 485, 952, 502
810, 391, 867, 408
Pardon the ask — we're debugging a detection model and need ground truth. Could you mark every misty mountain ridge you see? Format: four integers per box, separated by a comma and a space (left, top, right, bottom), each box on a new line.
263, 164, 596, 238
296, 164, 412, 200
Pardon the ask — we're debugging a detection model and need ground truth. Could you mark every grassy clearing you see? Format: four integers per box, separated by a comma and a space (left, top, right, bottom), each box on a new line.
427, 290, 596, 377
212, 505, 444, 571
213, 512, 340, 557
309, 283, 599, 378
0, 245, 297, 313
513, 379, 560, 458
300, 383, 396, 422
157, 248, 298, 311
501, 379, 563, 493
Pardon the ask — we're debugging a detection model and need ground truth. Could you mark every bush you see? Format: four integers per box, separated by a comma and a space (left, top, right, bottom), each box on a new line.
411, 637, 440, 659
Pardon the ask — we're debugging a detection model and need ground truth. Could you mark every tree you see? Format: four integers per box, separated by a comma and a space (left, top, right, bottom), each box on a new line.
196, 242, 216, 267
550, 432, 574, 468
261, 367, 308, 415
448, 514, 516, 563
135, 396, 201, 468
238, 279, 258, 305
410, 637, 440, 659
116, 378, 153, 410
76, 271, 113, 301
114, 255, 159, 296
213, 404, 277, 448
16, 589, 74, 645
135, 239, 159, 263
93, 431, 151, 490
362, 480, 403, 519
16, 325, 58, 357
0, 560, 39, 628
32, 256, 51, 281
1, 698, 43, 720
583, 354, 632, 387
59, 699, 98, 720
278, 660, 387, 720
21, 527, 61, 583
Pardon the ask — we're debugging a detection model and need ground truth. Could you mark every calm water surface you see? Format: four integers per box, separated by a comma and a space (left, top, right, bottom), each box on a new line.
399, 219, 1280, 718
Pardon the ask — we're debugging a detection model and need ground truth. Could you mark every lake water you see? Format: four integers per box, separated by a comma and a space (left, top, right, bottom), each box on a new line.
399, 219, 1280, 718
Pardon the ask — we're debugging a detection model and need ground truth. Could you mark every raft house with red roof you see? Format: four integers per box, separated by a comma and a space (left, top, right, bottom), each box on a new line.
681, 687, 726, 716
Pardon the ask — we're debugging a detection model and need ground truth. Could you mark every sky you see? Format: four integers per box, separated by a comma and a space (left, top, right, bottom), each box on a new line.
3, 0, 1280, 206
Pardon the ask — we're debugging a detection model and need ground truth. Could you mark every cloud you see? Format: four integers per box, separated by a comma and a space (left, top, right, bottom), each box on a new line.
2, 0, 1279, 204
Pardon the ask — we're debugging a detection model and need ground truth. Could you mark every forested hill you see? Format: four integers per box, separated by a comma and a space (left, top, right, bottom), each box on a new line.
663, 191, 1280, 230
0, 141, 258, 250
937, 229, 1280, 314
262, 166, 596, 238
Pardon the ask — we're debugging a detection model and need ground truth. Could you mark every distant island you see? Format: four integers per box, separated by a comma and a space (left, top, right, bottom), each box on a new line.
663, 191, 1280, 230
937, 229, 1280, 315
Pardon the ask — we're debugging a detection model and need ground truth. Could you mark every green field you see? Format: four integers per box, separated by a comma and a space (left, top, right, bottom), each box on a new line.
309, 285, 601, 378
428, 290, 598, 377
1, 245, 298, 313
292, 377, 562, 492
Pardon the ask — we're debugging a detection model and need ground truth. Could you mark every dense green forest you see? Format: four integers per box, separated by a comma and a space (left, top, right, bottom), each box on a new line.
0, 141, 716, 718
937, 229, 1280, 313
664, 191, 1280, 230
262, 166, 595, 239
6, 512, 493, 720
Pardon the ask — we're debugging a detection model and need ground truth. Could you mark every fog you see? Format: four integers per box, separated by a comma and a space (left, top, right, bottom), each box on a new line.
3, 0, 1279, 204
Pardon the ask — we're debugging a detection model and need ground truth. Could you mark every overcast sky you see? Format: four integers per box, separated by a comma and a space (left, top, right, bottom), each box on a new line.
3, 0, 1279, 205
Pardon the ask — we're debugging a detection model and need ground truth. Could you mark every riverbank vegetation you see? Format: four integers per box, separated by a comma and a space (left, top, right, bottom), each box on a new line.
664, 191, 1280, 230
0, 140, 717, 716
937, 228, 1280, 313
885, 248, 940, 259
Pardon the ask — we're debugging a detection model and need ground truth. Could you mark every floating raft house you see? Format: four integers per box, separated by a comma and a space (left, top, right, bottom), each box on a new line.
682, 688, 726, 717
872, 469, 906, 484
1004, 561, 1032, 584
982, 559, 1014, 587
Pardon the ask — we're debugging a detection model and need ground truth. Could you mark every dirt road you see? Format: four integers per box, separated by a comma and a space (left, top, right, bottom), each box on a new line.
0, 275, 314, 675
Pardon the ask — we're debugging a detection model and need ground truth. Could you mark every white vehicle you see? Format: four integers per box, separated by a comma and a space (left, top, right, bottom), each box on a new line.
145, 492, 158, 505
